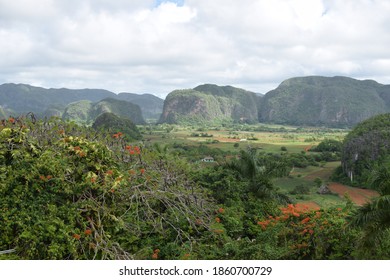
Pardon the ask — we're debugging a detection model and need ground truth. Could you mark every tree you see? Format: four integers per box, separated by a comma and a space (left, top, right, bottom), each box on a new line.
225, 147, 290, 202
349, 164, 390, 258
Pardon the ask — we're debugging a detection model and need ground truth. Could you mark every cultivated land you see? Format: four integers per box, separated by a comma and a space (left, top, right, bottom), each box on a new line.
140, 123, 378, 208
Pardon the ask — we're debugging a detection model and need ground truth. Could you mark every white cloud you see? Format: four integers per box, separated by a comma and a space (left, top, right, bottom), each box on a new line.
1, 0, 390, 97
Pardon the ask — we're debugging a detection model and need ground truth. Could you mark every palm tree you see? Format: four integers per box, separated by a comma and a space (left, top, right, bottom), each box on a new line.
349, 165, 390, 253
225, 147, 290, 202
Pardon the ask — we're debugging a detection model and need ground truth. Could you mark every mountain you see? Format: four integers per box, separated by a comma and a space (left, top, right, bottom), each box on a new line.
62, 98, 145, 125
117, 92, 164, 120
0, 83, 115, 116
0, 83, 163, 120
159, 84, 260, 124
259, 76, 390, 127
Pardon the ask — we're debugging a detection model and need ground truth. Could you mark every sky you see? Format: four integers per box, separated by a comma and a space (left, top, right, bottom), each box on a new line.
1, 0, 390, 98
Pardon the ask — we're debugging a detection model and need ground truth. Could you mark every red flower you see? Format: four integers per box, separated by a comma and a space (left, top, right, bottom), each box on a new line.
84, 229, 92, 235
140, 168, 145, 174
73, 233, 81, 240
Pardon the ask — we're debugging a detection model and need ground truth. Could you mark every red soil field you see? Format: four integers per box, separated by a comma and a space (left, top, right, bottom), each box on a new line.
328, 182, 379, 206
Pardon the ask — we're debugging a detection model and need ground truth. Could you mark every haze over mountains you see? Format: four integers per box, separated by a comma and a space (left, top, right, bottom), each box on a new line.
0, 83, 164, 121
2, 76, 390, 127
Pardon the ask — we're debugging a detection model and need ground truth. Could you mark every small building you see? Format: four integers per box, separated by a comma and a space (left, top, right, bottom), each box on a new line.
201, 156, 214, 163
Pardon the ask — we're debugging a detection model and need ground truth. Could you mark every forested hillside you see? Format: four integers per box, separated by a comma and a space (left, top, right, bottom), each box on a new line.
159, 84, 260, 124
259, 76, 390, 127
0, 83, 163, 120
62, 98, 145, 125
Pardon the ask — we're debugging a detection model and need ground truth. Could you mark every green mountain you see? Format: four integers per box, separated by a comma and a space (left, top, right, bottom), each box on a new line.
159, 84, 260, 124
341, 113, 390, 186
0, 83, 163, 120
259, 76, 390, 127
117, 92, 164, 120
62, 98, 145, 125
0, 83, 115, 116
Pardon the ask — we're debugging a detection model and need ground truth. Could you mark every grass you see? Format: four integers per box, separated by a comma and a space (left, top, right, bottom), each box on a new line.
273, 161, 349, 208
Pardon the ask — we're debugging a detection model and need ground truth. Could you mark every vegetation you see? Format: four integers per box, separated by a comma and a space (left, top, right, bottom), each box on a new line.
259, 76, 390, 127
1, 113, 389, 260
341, 113, 390, 186
63, 98, 145, 125
159, 84, 259, 124
0, 83, 163, 121
92, 112, 142, 141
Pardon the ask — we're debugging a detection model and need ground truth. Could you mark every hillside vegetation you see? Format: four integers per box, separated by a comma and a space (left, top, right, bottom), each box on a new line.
62, 98, 145, 125
341, 113, 390, 185
159, 76, 390, 127
159, 84, 260, 124
259, 76, 390, 127
0, 83, 163, 120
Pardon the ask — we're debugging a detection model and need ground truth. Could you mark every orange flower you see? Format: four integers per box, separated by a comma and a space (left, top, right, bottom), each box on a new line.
39, 175, 46, 181
73, 233, 81, 240
46, 175, 52, 180
112, 132, 123, 139
301, 217, 310, 224
152, 248, 160, 259
140, 168, 145, 174
8, 117, 15, 124
218, 207, 225, 214
90, 177, 96, 183
215, 217, 221, 223
73, 146, 81, 151
84, 229, 92, 235
106, 170, 114, 176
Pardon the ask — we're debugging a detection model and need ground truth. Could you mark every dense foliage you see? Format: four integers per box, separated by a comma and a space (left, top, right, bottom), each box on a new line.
92, 112, 142, 141
259, 76, 390, 127
0, 117, 212, 259
63, 98, 145, 125
341, 113, 390, 186
159, 84, 259, 124
1, 116, 389, 260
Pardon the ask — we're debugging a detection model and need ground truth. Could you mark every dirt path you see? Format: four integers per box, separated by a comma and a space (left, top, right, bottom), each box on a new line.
328, 182, 379, 206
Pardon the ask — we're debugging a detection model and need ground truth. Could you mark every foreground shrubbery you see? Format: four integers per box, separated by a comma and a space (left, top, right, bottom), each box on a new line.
0, 117, 213, 259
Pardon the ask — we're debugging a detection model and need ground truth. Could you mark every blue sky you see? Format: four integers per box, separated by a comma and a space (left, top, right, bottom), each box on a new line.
155, 0, 184, 7
1, 0, 390, 98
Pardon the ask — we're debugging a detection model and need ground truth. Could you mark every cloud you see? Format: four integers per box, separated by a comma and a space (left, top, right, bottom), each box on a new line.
1, 0, 390, 97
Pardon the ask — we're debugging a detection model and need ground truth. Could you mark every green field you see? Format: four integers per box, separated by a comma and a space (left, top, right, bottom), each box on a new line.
141, 123, 347, 154
138, 123, 350, 208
